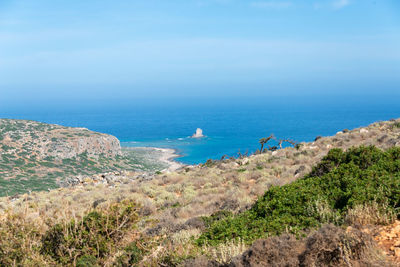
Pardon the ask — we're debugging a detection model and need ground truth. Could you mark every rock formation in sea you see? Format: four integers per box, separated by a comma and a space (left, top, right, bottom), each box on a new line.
191, 128, 204, 138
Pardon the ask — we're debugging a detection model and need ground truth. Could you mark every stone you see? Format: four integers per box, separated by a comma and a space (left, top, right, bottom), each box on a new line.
241, 158, 249, 165
191, 128, 204, 138
394, 248, 400, 257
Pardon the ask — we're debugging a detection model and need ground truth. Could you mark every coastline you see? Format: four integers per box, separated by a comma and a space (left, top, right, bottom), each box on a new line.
122, 146, 185, 172
151, 147, 185, 172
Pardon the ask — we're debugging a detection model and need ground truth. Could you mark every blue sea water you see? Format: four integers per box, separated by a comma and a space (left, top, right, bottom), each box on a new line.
1, 95, 399, 165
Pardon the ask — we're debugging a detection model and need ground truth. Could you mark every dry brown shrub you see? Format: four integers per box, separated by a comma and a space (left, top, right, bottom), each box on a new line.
182, 256, 220, 267
250, 181, 270, 196
225, 172, 240, 183
228, 225, 391, 267
345, 202, 396, 226
299, 224, 388, 267
230, 235, 301, 267
204, 238, 248, 265
164, 173, 186, 185
139, 198, 156, 216
248, 171, 262, 181
0, 212, 55, 266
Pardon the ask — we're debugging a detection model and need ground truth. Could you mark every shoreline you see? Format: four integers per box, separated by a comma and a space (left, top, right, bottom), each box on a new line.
123, 146, 185, 172
151, 147, 185, 172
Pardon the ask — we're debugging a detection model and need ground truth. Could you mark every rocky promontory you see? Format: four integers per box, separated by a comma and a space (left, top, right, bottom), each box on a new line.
0, 119, 168, 196
0, 119, 121, 160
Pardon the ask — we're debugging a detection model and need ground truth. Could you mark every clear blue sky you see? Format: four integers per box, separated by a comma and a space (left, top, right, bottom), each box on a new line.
0, 0, 399, 106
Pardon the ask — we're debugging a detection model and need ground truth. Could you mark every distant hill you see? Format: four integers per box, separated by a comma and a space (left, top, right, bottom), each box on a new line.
0, 119, 166, 196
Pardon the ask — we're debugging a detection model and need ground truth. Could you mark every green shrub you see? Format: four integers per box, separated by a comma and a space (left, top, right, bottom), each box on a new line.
115, 242, 145, 266
201, 210, 233, 228
204, 159, 216, 167
76, 255, 98, 267
41, 200, 140, 265
39, 161, 56, 168
1, 145, 12, 151
13, 159, 25, 166
0, 214, 53, 266
197, 146, 400, 246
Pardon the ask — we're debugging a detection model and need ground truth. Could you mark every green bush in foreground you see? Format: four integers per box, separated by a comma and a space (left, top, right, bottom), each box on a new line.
197, 146, 400, 245
41, 200, 141, 265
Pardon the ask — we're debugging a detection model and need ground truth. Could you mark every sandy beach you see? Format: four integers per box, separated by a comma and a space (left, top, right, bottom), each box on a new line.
122, 146, 184, 173
151, 147, 184, 172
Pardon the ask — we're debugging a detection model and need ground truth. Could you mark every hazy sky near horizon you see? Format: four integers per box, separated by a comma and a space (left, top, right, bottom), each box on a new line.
0, 0, 400, 105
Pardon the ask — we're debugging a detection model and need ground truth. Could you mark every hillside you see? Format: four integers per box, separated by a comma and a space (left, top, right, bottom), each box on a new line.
0, 118, 399, 266
0, 119, 168, 196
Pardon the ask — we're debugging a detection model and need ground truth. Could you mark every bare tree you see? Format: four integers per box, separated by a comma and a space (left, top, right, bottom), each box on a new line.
259, 134, 275, 152
278, 139, 297, 149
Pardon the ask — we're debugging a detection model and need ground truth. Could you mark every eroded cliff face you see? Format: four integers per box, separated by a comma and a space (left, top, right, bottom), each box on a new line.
0, 119, 121, 160
34, 129, 122, 159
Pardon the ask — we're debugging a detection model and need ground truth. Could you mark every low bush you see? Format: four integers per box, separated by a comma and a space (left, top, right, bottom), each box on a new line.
229, 224, 383, 267
41, 200, 140, 265
0, 213, 54, 266
202, 210, 233, 228
197, 146, 400, 245
76, 255, 98, 267
115, 242, 146, 266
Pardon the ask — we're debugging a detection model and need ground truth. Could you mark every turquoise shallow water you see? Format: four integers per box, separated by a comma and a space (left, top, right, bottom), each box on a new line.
1, 95, 399, 164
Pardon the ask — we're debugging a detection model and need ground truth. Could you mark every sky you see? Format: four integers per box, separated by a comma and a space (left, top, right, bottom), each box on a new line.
0, 0, 399, 107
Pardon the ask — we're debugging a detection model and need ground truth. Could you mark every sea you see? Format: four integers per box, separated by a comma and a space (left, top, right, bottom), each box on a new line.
1, 95, 399, 165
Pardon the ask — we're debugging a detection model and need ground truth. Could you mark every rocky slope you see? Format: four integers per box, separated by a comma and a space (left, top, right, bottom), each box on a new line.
0, 119, 167, 196
372, 220, 400, 261
0, 119, 121, 159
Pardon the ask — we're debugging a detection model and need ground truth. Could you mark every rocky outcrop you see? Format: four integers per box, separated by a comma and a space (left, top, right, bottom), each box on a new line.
373, 220, 400, 262
0, 119, 121, 160
0, 119, 177, 197
0, 119, 129, 190
41, 131, 121, 159
61, 171, 155, 187
191, 128, 204, 138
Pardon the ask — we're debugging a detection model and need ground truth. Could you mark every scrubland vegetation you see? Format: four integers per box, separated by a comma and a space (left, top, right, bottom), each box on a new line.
0, 119, 399, 266
198, 146, 399, 244
0, 119, 167, 196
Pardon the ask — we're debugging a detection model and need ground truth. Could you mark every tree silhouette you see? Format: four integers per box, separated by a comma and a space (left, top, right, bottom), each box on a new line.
259, 134, 274, 152
278, 139, 297, 149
